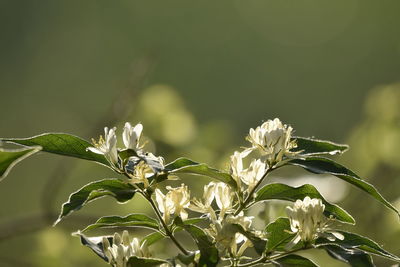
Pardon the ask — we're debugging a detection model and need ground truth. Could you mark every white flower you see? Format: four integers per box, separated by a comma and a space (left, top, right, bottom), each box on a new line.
230, 151, 245, 189
205, 212, 254, 255
190, 182, 236, 222
240, 159, 266, 194
102, 231, 150, 267
89, 127, 118, 165
246, 118, 297, 167
155, 188, 174, 223
123, 122, 143, 151
155, 184, 190, 222
190, 182, 216, 214
214, 182, 234, 218
230, 152, 266, 196
286, 196, 344, 248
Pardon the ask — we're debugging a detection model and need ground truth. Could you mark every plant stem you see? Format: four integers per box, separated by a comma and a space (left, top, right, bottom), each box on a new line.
234, 168, 273, 216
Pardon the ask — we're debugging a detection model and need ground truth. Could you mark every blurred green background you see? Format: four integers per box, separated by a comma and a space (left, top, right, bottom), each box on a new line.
1, 0, 400, 266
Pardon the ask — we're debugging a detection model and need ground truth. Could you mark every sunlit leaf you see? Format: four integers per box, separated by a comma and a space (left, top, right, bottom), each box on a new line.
292, 137, 348, 156
141, 232, 165, 247
315, 231, 400, 263
165, 157, 237, 188
1, 133, 110, 166
287, 157, 400, 218
82, 214, 159, 232
0, 146, 41, 181
255, 183, 355, 224
55, 179, 135, 225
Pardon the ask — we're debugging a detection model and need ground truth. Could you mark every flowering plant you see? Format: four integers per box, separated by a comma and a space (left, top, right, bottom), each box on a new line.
0, 118, 399, 266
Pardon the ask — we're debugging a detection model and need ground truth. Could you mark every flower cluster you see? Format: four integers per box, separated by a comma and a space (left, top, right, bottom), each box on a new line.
89, 122, 144, 166
155, 184, 191, 222
286, 196, 344, 248
89, 122, 164, 186
245, 118, 297, 167
229, 118, 299, 200
188, 182, 256, 256
102, 231, 150, 267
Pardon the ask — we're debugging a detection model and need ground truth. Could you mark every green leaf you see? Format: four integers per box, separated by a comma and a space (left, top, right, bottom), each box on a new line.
55, 179, 135, 225
174, 217, 219, 267
229, 224, 267, 255
118, 148, 138, 162
0, 146, 41, 181
1, 133, 110, 166
292, 137, 348, 156
287, 157, 400, 218
322, 245, 375, 267
127, 256, 168, 267
76, 232, 109, 262
141, 232, 165, 247
165, 157, 237, 189
82, 213, 159, 232
255, 183, 355, 224
177, 252, 196, 265
265, 217, 296, 252
273, 254, 318, 267
140, 218, 206, 248
315, 231, 400, 263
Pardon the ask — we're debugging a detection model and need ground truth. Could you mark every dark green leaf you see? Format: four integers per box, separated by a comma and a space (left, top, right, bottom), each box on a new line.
323, 245, 375, 267
287, 157, 400, 218
55, 179, 135, 225
315, 231, 400, 263
76, 232, 109, 262
273, 254, 318, 267
82, 214, 159, 232
0, 146, 41, 181
1, 133, 110, 166
265, 217, 296, 252
255, 183, 355, 224
292, 137, 348, 156
165, 157, 237, 189
127, 256, 168, 267
174, 217, 219, 267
